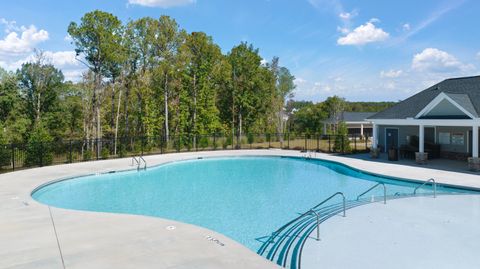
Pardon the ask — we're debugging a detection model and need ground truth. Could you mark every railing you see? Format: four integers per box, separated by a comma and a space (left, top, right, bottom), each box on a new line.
413, 178, 437, 198
268, 192, 346, 243
131, 156, 147, 170
0, 133, 371, 173
356, 183, 387, 204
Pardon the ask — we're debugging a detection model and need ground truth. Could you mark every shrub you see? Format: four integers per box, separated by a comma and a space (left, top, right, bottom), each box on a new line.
333, 121, 351, 153
101, 147, 110, 159
83, 150, 93, 161
247, 133, 254, 144
0, 124, 10, 167
199, 136, 209, 149
24, 125, 54, 166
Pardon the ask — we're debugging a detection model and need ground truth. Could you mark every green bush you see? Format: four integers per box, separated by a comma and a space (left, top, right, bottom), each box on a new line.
83, 150, 93, 161
333, 121, 351, 153
199, 136, 209, 149
0, 126, 10, 167
24, 125, 54, 166
247, 133, 254, 144
101, 147, 110, 159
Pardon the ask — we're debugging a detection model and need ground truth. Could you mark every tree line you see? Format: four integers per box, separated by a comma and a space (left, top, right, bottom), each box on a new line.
0, 10, 296, 153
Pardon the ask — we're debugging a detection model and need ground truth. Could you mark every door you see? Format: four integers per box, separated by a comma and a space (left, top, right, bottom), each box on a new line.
425, 127, 435, 144
385, 128, 399, 152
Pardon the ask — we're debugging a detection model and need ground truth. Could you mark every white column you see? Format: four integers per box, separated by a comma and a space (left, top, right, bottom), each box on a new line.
372, 123, 378, 149
360, 124, 364, 138
323, 123, 327, 135
419, 124, 425, 153
473, 125, 479, 158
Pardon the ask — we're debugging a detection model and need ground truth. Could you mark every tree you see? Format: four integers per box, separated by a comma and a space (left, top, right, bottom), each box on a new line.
68, 10, 123, 155
17, 52, 64, 126
324, 96, 346, 133
179, 32, 223, 146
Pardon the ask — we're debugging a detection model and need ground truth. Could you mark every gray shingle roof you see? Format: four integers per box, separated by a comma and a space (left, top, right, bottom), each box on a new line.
369, 75, 480, 119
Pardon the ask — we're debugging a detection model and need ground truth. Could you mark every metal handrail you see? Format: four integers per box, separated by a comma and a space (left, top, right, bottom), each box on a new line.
131, 156, 139, 167
413, 178, 436, 198
308, 210, 320, 241
131, 156, 147, 170
356, 183, 387, 204
139, 156, 147, 170
268, 192, 346, 243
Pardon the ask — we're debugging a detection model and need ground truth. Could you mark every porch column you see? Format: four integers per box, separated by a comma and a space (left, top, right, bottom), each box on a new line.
419, 124, 425, 153
323, 122, 327, 135
372, 123, 378, 149
473, 125, 479, 158
360, 124, 364, 138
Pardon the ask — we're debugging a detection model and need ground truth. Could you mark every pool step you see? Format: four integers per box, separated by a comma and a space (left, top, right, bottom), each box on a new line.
259, 194, 427, 269
259, 200, 367, 269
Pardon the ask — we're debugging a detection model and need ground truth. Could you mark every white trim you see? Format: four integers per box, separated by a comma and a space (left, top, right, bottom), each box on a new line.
414, 92, 475, 119
384, 127, 399, 153
370, 118, 480, 126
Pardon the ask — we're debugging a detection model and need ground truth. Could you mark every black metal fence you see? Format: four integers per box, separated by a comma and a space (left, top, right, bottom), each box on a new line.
0, 133, 371, 173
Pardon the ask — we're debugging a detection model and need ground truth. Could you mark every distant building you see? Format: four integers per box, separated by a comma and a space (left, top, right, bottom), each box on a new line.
323, 112, 376, 137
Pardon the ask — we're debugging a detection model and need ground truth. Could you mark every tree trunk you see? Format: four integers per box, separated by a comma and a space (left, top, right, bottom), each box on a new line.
193, 73, 197, 149
164, 72, 169, 142
114, 89, 122, 156
111, 79, 116, 135
124, 84, 130, 138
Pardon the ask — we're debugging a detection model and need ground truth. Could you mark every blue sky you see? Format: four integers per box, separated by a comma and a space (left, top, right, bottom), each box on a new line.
0, 0, 479, 102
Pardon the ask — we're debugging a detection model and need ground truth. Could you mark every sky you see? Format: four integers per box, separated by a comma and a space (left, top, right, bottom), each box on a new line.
0, 0, 479, 102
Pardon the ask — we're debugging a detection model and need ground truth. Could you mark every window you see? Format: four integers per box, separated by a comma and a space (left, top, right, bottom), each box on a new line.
451, 133, 465, 145
438, 132, 451, 144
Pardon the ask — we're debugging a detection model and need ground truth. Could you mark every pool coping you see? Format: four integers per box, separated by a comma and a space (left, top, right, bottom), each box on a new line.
2, 149, 480, 269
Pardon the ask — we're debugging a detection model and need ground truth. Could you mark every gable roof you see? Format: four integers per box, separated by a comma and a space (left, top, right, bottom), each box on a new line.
369, 75, 480, 119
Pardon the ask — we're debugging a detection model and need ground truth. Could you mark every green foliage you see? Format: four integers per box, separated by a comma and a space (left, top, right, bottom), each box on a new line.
101, 147, 110, 159
0, 123, 10, 167
24, 124, 54, 166
334, 122, 351, 153
83, 150, 93, 161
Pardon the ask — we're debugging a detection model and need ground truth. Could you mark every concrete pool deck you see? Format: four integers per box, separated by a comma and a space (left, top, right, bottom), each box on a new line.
302, 194, 480, 269
1, 149, 479, 268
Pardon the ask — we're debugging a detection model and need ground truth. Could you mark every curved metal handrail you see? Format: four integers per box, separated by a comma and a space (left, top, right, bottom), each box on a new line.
356, 183, 387, 204
308, 210, 320, 241
265, 192, 346, 247
413, 178, 436, 198
131, 156, 147, 170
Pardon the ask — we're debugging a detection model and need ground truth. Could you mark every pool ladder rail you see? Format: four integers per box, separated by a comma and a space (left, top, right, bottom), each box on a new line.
131, 156, 147, 171
356, 182, 387, 204
413, 178, 436, 198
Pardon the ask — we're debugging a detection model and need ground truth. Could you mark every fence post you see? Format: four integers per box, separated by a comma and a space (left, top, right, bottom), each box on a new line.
95, 139, 99, 160
213, 133, 216, 151
11, 144, 15, 171
328, 135, 331, 153
341, 135, 345, 154
268, 133, 271, 148
354, 134, 357, 153
69, 140, 73, 163
141, 136, 145, 155
287, 133, 290, 149
365, 136, 368, 151
304, 135, 307, 151
316, 134, 320, 152
40, 141, 44, 167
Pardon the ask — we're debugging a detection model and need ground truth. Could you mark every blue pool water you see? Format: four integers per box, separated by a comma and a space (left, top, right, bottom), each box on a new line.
32, 156, 469, 251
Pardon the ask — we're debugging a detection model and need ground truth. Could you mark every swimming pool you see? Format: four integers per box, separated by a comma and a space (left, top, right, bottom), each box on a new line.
32, 156, 470, 253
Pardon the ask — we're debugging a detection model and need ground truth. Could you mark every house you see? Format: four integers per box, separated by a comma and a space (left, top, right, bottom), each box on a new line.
323, 112, 375, 138
368, 75, 480, 170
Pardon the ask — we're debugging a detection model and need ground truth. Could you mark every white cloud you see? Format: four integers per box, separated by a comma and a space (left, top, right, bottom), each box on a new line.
339, 11, 357, 21
402, 23, 411, 31
476, 51, 480, 60
412, 48, 473, 73
337, 20, 389, 46
380, 69, 403, 78
0, 25, 48, 55
128, 0, 195, 8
